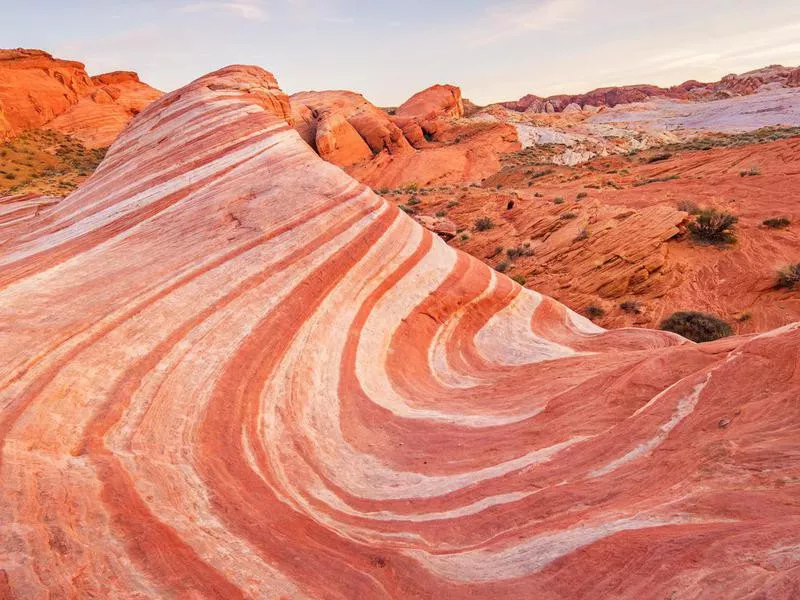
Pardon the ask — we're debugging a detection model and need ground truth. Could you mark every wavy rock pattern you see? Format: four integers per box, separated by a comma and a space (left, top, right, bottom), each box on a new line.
1, 65, 799, 599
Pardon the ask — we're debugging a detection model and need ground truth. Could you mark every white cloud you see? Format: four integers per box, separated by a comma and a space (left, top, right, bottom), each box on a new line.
471, 0, 584, 45
179, 1, 268, 21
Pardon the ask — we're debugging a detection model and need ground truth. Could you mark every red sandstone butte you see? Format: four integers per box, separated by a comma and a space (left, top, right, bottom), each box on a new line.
0, 48, 161, 147
0, 65, 798, 599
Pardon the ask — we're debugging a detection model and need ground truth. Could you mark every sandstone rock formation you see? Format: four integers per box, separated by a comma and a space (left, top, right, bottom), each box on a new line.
47, 71, 162, 147
392, 84, 464, 147
505, 65, 800, 113
291, 85, 518, 188
291, 90, 412, 167
0, 48, 161, 147
1, 64, 799, 599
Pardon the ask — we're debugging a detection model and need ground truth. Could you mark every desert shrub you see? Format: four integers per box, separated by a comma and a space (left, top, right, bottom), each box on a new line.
776, 264, 800, 289
435, 210, 446, 217
529, 168, 554, 179
763, 217, 790, 229
644, 152, 672, 163
585, 305, 605, 319
447, 200, 460, 208
688, 209, 738, 244
407, 196, 421, 206
511, 274, 527, 285
554, 197, 565, 204
402, 182, 419, 193
620, 300, 642, 314
632, 175, 679, 187
4, 173, 15, 180
506, 244, 533, 260
659, 311, 733, 343
495, 261, 509, 273
560, 212, 577, 220
677, 200, 700, 215
574, 229, 589, 241
474, 217, 495, 231
459, 233, 469, 241
399, 205, 418, 214
576, 192, 588, 199
534, 192, 544, 197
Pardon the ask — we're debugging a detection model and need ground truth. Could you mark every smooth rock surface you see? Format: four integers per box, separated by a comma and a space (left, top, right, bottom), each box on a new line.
1, 65, 799, 599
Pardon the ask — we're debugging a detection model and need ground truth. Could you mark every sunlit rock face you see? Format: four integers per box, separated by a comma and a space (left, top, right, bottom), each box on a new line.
0, 48, 161, 147
1, 65, 799, 599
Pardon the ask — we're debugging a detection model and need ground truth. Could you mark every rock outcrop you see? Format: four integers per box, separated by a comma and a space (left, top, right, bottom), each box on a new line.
392, 84, 464, 147
47, 70, 162, 147
291, 90, 412, 167
505, 65, 800, 113
1, 64, 799, 599
0, 48, 161, 147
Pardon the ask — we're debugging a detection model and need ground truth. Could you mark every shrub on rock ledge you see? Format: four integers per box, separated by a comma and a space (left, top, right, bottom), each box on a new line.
776, 264, 800, 289
474, 217, 495, 231
688, 209, 738, 245
659, 311, 733, 343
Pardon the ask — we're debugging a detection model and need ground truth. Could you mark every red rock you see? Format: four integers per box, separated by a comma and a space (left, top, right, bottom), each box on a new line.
0, 48, 161, 147
786, 67, 800, 87
0, 49, 93, 139
414, 214, 458, 240
505, 65, 799, 113
291, 90, 412, 167
395, 84, 464, 121
47, 70, 162, 148
1, 64, 799, 599
392, 85, 464, 148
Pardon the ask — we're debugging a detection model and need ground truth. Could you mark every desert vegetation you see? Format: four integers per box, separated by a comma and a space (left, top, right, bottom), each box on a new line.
659, 311, 733, 342
688, 209, 738, 245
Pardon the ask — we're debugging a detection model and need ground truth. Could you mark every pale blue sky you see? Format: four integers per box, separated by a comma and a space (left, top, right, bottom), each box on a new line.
3, 1, 800, 105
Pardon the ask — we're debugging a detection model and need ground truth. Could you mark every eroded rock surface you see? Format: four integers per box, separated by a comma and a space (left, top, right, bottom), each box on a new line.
1, 65, 799, 600
0, 48, 161, 147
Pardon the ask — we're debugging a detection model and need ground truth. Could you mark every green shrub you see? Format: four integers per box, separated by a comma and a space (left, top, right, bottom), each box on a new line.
659, 311, 733, 342
776, 264, 800, 289
406, 196, 421, 206
576, 192, 588, 199
495, 261, 509, 273
474, 217, 495, 231
560, 212, 577, 220
511, 274, 527, 285
763, 217, 790, 229
447, 200, 460, 208
688, 209, 738, 244
435, 210, 446, 217
554, 197, 565, 204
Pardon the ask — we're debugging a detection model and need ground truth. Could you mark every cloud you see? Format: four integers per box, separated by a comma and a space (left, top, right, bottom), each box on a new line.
179, 1, 268, 21
470, 0, 584, 45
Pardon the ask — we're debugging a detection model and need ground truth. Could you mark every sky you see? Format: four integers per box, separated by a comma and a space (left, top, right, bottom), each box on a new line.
2, 0, 800, 106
